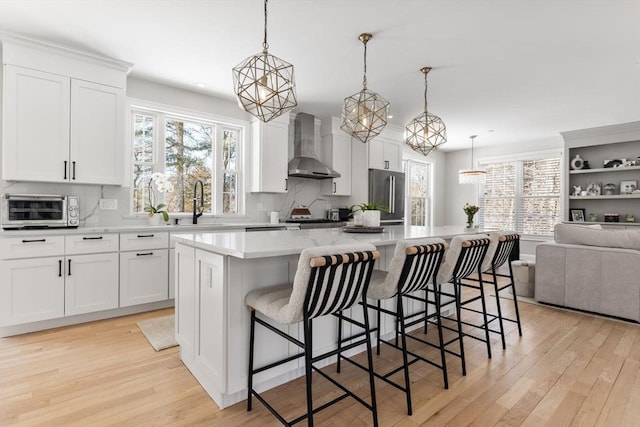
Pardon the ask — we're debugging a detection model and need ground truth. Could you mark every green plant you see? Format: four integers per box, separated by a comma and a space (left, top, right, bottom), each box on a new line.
144, 203, 169, 222
463, 203, 479, 227
350, 202, 389, 213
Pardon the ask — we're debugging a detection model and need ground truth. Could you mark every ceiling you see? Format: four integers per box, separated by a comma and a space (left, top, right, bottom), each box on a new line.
0, 0, 638, 151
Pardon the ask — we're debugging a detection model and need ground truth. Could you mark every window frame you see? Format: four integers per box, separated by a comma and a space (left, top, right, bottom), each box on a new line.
403, 159, 433, 227
127, 98, 246, 217
477, 149, 563, 237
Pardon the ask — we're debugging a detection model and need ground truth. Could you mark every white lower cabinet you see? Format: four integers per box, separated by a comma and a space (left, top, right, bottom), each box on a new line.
120, 250, 169, 307
0, 257, 64, 326
65, 253, 119, 316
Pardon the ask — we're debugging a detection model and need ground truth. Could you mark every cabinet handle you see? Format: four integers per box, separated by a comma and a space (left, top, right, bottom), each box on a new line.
64, 161, 68, 180
58, 260, 62, 277
385, 160, 389, 170
82, 236, 104, 240
136, 252, 154, 256
72, 161, 76, 180
333, 182, 337, 194
285, 178, 288, 191
68, 259, 72, 276
137, 234, 154, 238
22, 239, 46, 243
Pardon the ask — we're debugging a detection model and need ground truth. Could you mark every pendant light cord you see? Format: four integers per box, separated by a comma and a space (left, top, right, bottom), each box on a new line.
362, 39, 368, 89
423, 72, 428, 113
262, 0, 269, 52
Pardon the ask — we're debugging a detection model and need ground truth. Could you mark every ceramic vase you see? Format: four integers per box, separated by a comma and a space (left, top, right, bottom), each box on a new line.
362, 210, 381, 228
148, 214, 165, 226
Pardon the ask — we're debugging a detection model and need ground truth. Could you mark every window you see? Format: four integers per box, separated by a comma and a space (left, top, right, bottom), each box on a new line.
404, 160, 432, 226
479, 154, 561, 236
131, 103, 243, 216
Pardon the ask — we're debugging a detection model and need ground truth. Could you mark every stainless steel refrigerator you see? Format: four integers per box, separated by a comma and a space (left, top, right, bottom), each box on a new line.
368, 169, 405, 222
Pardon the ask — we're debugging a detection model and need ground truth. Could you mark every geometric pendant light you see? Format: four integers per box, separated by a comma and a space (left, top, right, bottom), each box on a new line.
405, 66, 447, 156
458, 135, 486, 184
340, 33, 390, 143
232, 0, 297, 122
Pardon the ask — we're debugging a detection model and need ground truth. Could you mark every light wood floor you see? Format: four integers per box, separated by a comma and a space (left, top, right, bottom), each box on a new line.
1, 291, 639, 426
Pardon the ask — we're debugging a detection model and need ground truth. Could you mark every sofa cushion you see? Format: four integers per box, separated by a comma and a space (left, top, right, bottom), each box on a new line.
554, 223, 640, 250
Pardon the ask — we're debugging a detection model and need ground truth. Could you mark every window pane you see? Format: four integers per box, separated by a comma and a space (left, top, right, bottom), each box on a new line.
482, 198, 516, 230
407, 161, 431, 226
223, 129, 238, 171
164, 119, 214, 213
223, 172, 237, 214
484, 162, 516, 197
523, 158, 561, 196
410, 197, 427, 226
132, 165, 154, 213
521, 197, 559, 236
133, 114, 154, 162
410, 163, 428, 198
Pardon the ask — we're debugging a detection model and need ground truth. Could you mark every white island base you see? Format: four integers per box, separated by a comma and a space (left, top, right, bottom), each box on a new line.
172, 226, 470, 408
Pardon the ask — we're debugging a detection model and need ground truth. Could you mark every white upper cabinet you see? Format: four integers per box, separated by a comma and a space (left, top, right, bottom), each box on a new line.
250, 116, 289, 193
69, 79, 124, 184
2, 66, 71, 182
369, 137, 402, 172
1, 33, 131, 185
321, 117, 352, 196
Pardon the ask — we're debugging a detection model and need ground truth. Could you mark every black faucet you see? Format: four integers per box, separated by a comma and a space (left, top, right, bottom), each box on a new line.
193, 180, 204, 224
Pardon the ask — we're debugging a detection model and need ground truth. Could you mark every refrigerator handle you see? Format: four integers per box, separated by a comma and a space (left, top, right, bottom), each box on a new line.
388, 176, 393, 213
390, 176, 395, 213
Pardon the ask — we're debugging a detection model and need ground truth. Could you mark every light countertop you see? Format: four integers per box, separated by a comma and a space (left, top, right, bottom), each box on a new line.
171, 225, 483, 259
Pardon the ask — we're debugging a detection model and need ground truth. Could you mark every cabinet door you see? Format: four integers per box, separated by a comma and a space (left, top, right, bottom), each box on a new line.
383, 140, 403, 172
169, 248, 175, 300
251, 119, 288, 193
2, 65, 70, 182
368, 138, 385, 170
65, 253, 119, 316
196, 250, 226, 391
322, 134, 352, 196
119, 249, 169, 307
70, 79, 124, 185
0, 257, 64, 326
175, 244, 196, 363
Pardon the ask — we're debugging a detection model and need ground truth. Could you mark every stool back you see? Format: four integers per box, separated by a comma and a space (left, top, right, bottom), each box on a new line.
437, 234, 491, 283
289, 245, 379, 321
481, 232, 520, 272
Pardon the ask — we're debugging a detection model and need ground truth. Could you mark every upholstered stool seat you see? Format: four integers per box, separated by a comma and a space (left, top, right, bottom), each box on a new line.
246, 244, 380, 427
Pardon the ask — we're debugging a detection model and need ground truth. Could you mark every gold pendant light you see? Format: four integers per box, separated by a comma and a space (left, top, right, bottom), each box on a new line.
459, 135, 486, 184
340, 33, 390, 143
405, 67, 447, 156
232, 0, 297, 122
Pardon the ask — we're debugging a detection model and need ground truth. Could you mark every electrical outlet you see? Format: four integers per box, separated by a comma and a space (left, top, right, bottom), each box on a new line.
99, 199, 118, 210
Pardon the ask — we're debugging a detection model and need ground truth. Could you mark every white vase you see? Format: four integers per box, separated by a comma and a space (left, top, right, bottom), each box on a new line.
148, 214, 165, 226
362, 210, 380, 228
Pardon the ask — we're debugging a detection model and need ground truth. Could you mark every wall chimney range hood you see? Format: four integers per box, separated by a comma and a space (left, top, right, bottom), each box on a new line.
288, 113, 340, 179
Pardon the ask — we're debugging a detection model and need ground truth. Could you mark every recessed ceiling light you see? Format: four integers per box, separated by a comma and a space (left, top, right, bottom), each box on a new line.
195, 82, 206, 88
488, 129, 494, 132
387, 114, 394, 119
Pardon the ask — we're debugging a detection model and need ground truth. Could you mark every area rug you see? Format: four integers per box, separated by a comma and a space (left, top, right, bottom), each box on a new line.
137, 315, 178, 351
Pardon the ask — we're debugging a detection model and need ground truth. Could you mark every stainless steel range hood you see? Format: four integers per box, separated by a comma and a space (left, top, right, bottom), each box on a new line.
288, 113, 340, 179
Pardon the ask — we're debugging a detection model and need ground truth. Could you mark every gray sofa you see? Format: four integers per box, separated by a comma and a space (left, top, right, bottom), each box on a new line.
535, 224, 640, 322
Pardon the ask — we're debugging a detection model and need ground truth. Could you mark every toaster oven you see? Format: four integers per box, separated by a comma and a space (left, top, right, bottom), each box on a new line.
1, 194, 79, 229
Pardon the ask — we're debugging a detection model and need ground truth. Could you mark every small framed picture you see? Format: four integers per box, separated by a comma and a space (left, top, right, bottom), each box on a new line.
570, 208, 585, 222
620, 180, 638, 194
586, 182, 601, 196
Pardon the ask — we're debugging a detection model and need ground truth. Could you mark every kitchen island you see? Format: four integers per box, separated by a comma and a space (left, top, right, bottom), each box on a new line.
171, 225, 476, 409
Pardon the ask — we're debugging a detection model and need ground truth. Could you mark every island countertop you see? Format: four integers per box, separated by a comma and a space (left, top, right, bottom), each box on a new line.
171, 225, 480, 259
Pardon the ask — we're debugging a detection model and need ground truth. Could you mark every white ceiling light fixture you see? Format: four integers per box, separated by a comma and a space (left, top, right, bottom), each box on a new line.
232, 0, 297, 122
340, 33, 390, 144
459, 135, 486, 184
405, 66, 447, 156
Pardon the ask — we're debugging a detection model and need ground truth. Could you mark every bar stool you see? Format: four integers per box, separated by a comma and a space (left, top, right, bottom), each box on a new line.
436, 234, 492, 362
246, 244, 380, 427
340, 238, 448, 416
479, 232, 523, 349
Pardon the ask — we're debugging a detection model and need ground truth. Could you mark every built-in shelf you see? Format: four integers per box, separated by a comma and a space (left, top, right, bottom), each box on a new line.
564, 221, 640, 227
569, 194, 640, 200
569, 165, 640, 175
